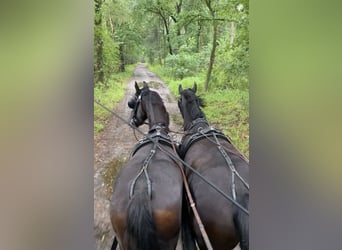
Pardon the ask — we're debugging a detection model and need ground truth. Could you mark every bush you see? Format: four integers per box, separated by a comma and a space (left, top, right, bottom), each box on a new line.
212, 26, 249, 91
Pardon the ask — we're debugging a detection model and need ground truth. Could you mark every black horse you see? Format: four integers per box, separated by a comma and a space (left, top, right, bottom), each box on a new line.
178, 83, 249, 250
110, 82, 183, 250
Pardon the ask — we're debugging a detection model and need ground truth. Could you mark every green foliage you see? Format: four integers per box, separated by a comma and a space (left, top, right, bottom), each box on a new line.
94, 65, 134, 133
211, 6, 249, 90
148, 63, 205, 95
94, 0, 142, 84
202, 89, 249, 157
95, 0, 250, 156
149, 62, 249, 156
159, 40, 210, 80
103, 29, 120, 77
212, 35, 249, 90
164, 53, 199, 79
94, 24, 120, 83
168, 76, 205, 96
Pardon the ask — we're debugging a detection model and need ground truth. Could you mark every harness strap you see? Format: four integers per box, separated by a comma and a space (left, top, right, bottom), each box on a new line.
202, 131, 250, 190
179, 126, 228, 158
180, 125, 249, 201
213, 132, 237, 200
131, 131, 172, 157
129, 138, 158, 199
186, 117, 209, 131
95, 100, 249, 215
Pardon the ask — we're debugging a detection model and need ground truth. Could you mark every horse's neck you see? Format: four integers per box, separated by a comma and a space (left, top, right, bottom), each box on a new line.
183, 104, 206, 131
184, 117, 209, 133
146, 104, 168, 130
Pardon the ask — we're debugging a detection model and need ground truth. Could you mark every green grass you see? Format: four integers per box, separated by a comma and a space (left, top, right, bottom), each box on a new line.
148, 63, 249, 157
94, 65, 134, 133
202, 89, 249, 157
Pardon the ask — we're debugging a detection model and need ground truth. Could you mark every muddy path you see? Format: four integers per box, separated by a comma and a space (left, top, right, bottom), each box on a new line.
94, 64, 184, 250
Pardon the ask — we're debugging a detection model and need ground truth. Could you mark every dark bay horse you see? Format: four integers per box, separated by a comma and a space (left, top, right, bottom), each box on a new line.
110, 82, 183, 250
178, 83, 249, 250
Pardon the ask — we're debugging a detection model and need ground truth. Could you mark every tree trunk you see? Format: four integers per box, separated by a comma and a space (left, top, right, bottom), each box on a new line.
96, 36, 105, 84
119, 43, 125, 72
175, 0, 182, 40
161, 16, 173, 55
196, 20, 202, 52
94, 0, 104, 84
205, 20, 218, 91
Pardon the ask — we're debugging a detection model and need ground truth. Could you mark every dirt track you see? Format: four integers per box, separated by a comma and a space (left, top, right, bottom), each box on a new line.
94, 64, 183, 250
94, 64, 240, 250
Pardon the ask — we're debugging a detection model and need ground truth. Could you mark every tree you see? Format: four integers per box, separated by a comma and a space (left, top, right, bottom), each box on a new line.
94, 0, 249, 92
203, 0, 221, 91
94, 0, 104, 83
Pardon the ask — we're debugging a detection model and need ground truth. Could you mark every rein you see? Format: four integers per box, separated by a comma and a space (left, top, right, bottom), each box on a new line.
95, 100, 249, 215
170, 141, 213, 250
201, 130, 249, 190
180, 119, 249, 200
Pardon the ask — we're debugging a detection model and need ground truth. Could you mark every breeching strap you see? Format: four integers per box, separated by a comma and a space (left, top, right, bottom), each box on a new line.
129, 140, 156, 199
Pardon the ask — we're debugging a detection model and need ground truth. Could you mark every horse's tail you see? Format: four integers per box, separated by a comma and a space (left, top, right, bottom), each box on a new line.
234, 193, 249, 250
127, 191, 160, 250
181, 193, 197, 250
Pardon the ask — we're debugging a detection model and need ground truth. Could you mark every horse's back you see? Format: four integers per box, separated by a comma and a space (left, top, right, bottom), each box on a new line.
184, 139, 249, 250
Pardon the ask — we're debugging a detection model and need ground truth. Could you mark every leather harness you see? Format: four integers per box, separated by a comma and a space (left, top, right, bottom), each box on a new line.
178, 118, 248, 200
179, 118, 231, 158
129, 124, 173, 199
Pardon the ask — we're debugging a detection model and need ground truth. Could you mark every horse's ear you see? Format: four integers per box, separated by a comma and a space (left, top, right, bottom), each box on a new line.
192, 82, 197, 93
143, 81, 149, 88
134, 81, 140, 93
178, 84, 183, 94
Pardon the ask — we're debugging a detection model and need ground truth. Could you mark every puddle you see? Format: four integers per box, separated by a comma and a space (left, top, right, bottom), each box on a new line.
148, 81, 162, 89
102, 157, 128, 200
171, 113, 183, 127
136, 81, 161, 89
166, 94, 174, 103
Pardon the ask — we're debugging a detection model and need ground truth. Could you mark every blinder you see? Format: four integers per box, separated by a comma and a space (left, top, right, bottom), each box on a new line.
129, 94, 143, 127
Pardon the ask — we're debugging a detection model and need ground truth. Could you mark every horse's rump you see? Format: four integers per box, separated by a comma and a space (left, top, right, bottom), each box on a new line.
110, 144, 183, 250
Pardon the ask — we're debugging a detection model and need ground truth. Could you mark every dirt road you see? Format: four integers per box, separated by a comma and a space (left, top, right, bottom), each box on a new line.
94, 64, 183, 250
94, 64, 240, 250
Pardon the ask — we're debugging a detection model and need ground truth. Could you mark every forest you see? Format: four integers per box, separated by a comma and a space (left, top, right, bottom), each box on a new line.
94, 0, 249, 156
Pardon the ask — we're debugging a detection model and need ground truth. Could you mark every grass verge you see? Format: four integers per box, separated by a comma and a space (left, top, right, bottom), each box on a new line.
94, 65, 134, 133
202, 89, 249, 157
148, 64, 249, 157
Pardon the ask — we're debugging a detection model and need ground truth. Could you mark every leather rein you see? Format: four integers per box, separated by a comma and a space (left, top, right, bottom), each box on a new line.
179, 118, 250, 201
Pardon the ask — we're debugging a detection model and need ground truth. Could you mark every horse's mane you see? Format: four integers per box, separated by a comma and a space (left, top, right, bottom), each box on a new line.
182, 89, 206, 119
142, 89, 170, 127
197, 96, 205, 108
182, 89, 205, 107
146, 90, 164, 105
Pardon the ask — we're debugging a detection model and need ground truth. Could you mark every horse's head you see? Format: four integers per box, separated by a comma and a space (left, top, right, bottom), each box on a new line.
128, 81, 149, 127
178, 82, 205, 129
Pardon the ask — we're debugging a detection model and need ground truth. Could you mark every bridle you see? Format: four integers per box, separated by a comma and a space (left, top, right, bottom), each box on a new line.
178, 96, 250, 202
130, 93, 144, 127
95, 98, 250, 212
